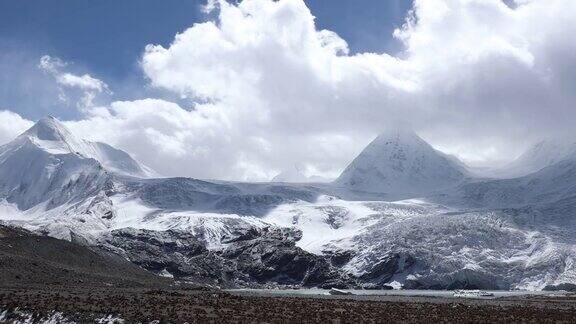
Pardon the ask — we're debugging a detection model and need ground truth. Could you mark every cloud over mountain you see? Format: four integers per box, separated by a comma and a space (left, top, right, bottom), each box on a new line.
1, 0, 576, 181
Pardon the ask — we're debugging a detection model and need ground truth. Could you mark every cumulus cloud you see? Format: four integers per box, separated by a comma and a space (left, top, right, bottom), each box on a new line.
39, 55, 110, 109
2, 0, 576, 181
137, 0, 576, 176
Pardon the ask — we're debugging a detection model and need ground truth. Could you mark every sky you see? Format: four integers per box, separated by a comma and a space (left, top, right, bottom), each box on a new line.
0, 0, 575, 181
0, 0, 411, 119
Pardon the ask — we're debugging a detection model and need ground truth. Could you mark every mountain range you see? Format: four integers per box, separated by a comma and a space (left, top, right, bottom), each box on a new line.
0, 116, 575, 290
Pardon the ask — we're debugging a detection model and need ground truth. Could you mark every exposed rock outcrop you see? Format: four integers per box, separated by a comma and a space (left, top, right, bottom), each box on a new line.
105, 226, 354, 288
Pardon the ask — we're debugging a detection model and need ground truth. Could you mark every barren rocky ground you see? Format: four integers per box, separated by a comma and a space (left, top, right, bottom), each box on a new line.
1, 287, 576, 323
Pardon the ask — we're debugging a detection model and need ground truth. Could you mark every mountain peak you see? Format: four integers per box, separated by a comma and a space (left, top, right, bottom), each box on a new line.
18, 116, 86, 156
334, 129, 467, 194
10, 116, 154, 178
23, 116, 75, 143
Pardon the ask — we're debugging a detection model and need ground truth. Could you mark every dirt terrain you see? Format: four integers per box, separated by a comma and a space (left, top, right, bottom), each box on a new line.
1, 287, 576, 323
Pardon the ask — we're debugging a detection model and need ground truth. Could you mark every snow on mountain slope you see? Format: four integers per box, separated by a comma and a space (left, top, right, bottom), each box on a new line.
0, 116, 153, 215
16, 115, 90, 156
333, 129, 468, 195
497, 139, 576, 178
109, 194, 269, 249
340, 207, 576, 290
262, 195, 449, 254
0, 117, 132, 240
87, 142, 156, 178
0, 117, 111, 211
436, 156, 576, 209
9, 116, 154, 178
0, 119, 323, 243
128, 177, 321, 216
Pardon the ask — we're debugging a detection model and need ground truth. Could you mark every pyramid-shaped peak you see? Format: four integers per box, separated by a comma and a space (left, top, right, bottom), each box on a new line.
23, 116, 74, 142
334, 129, 467, 194
16, 115, 89, 156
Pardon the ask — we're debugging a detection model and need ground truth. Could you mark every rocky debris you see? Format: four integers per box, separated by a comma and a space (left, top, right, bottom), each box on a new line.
0, 223, 31, 238
318, 206, 350, 229
322, 247, 355, 267
359, 253, 415, 287
107, 228, 234, 286
105, 226, 355, 288
221, 227, 263, 244
222, 227, 354, 288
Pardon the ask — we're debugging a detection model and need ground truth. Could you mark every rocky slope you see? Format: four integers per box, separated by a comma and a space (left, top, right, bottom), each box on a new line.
0, 223, 172, 288
102, 226, 353, 288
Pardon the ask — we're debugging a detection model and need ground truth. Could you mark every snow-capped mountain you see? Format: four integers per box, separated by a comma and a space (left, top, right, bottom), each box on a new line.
333, 128, 468, 195
498, 138, 576, 178
439, 151, 576, 209
5, 116, 153, 179
0, 117, 111, 211
87, 142, 156, 178
1, 117, 575, 291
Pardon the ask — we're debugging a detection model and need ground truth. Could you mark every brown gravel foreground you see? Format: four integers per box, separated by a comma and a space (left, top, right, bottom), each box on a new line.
1, 287, 576, 323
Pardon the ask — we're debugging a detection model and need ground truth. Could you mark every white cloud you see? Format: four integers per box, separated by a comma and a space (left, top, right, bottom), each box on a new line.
2, 0, 576, 181
38, 55, 66, 74
139, 0, 576, 171
61, 98, 361, 180
0, 110, 34, 145
39, 55, 110, 109
56, 73, 108, 92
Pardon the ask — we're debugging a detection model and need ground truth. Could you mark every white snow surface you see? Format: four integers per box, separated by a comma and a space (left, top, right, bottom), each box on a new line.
110, 194, 268, 249
263, 195, 447, 254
